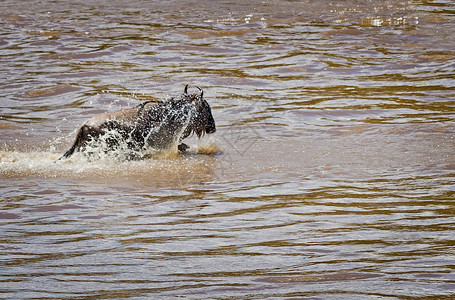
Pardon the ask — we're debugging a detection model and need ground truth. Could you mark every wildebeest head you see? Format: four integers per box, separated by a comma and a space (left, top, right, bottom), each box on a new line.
181, 85, 216, 139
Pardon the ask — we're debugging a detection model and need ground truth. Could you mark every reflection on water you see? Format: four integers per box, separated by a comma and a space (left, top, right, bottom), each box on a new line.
1, 0, 454, 298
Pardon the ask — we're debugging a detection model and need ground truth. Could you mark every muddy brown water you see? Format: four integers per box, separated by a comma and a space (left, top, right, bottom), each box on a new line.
1, 0, 454, 299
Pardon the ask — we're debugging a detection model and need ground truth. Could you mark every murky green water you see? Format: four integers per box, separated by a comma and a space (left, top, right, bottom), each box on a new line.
1, 0, 454, 298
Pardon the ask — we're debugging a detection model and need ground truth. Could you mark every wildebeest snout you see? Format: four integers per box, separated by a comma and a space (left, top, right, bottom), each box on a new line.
205, 121, 216, 134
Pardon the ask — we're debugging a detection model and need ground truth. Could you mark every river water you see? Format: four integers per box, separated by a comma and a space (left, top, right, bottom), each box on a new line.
1, 0, 454, 298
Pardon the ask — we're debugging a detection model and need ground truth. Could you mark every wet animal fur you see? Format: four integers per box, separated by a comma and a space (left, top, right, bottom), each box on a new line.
59, 85, 216, 160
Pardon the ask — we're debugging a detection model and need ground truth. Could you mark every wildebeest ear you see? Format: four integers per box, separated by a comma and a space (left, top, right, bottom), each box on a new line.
184, 84, 189, 95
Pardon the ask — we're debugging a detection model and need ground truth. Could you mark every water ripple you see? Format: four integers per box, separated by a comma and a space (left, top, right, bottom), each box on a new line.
1, 0, 455, 298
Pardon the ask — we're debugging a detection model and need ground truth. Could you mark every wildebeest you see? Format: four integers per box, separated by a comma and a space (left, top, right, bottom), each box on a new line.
58, 85, 216, 160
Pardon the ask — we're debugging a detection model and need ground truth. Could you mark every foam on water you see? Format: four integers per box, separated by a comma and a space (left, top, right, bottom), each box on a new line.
0, 137, 221, 186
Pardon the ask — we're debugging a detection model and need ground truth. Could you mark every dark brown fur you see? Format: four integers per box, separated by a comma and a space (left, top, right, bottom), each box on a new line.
59, 85, 216, 160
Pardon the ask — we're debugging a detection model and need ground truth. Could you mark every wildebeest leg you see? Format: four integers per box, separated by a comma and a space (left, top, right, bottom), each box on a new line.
178, 143, 189, 152
57, 125, 93, 160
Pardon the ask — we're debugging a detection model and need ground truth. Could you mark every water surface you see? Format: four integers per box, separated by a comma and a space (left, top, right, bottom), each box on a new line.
1, 0, 454, 298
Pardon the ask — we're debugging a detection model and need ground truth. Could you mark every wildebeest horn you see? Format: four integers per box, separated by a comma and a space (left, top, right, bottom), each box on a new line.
196, 86, 203, 98
184, 84, 189, 95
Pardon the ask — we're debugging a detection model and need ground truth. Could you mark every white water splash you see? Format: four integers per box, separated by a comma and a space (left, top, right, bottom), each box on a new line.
0, 136, 221, 186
